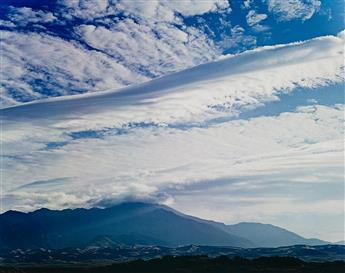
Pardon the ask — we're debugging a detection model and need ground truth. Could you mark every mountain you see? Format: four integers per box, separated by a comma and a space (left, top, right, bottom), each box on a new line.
335, 241, 345, 245
0, 202, 328, 250
164, 209, 329, 247
220, 222, 327, 247
0, 202, 252, 249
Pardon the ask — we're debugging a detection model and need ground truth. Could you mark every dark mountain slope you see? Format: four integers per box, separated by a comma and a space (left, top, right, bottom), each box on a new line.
162, 207, 329, 247
0, 202, 252, 249
0, 202, 329, 250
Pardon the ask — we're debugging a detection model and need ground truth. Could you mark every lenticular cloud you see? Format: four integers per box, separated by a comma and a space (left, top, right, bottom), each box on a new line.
2, 32, 344, 213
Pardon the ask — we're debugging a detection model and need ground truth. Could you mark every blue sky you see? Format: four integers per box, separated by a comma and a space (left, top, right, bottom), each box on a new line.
1, 0, 344, 105
1, 0, 344, 242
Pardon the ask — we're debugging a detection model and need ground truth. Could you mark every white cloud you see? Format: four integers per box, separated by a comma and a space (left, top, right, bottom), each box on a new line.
162, 0, 230, 17
2, 33, 344, 191
3, 32, 342, 127
243, 0, 253, 9
0, 19, 16, 28
2, 32, 344, 241
1, 0, 331, 106
6, 6, 57, 26
246, 10, 268, 26
221, 25, 257, 50
3, 105, 344, 221
58, 0, 230, 22
0, 31, 148, 107
69, 0, 229, 81
57, 0, 111, 20
2, 1, 231, 106
75, 20, 218, 78
267, 0, 321, 21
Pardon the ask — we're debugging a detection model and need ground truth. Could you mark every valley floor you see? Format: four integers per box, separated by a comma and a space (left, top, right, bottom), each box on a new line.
1, 256, 345, 273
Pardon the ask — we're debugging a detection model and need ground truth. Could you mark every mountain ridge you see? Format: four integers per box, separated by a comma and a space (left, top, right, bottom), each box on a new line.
150, 204, 328, 247
0, 202, 328, 250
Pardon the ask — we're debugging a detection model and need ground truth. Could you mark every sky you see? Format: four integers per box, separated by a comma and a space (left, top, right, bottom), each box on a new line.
1, 0, 344, 242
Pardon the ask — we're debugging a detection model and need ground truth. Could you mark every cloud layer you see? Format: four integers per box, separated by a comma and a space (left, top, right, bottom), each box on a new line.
267, 0, 321, 21
1, 0, 342, 107
2, 31, 344, 241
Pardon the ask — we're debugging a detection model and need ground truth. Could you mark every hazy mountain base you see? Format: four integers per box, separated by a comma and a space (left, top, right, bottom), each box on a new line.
1, 256, 344, 273
1, 244, 344, 265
